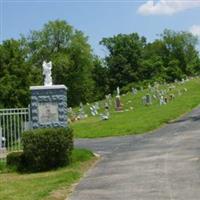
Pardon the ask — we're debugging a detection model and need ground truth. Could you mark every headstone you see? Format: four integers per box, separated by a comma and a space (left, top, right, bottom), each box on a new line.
159, 96, 166, 105
105, 102, 109, 111
95, 102, 100, 110
90, 105, 98, 116
117, 86, 120, 96
115, 87, 123, 111
181, 78, 185, 84
132, 88, 137, 95
169, 94, 175, 101
153, 94, 157, 100
100, 102, 110, 120
146, 94, 152, 105
105, 94, 112, 106
115, 96, 123, 111
30, 61, 68, 129
79, 102, 87, 119
142, 96, 146, 105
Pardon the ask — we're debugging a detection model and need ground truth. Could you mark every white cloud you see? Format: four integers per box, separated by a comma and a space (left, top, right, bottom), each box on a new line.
189, 25, 200, 37
138, 0, 200, 16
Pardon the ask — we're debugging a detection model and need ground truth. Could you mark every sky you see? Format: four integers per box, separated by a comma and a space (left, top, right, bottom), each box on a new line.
1, 0, 200, 57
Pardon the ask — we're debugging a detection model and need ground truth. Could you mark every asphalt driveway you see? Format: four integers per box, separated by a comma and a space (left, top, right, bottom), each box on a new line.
69, 107, 200, 200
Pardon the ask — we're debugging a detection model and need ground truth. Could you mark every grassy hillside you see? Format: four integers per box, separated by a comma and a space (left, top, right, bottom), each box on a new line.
71, 78, 200, 138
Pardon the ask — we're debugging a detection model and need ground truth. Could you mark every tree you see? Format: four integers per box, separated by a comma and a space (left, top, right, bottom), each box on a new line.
160, 29, 200, 78
24, 20, 95, 106
92, 56, 109, 100
100, 33, 146, 92
142, 30, 200, 82
0, 39, 40, 108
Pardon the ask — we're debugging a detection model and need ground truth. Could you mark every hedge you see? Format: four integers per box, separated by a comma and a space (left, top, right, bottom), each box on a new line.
7, 128, 73, 172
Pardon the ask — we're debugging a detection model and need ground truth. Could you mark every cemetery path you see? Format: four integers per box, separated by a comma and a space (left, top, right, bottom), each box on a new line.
69, 107, 200, 200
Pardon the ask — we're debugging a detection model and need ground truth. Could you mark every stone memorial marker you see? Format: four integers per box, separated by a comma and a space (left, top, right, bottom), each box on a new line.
30, 61, 68, 128
145, 94, 152, 105
142, 96, 146, 105
100, 102, 110, 120
142, 94, 152, 106
90, 105, 98, 116
132, 87, 137, 95
169, 94, 175, 101
115, 87, 123, 111
159, 96, 166, 105
79, 102, 87, 119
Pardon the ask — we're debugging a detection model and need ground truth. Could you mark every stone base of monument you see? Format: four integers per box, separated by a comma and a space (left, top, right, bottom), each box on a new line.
30, 85, 68, 129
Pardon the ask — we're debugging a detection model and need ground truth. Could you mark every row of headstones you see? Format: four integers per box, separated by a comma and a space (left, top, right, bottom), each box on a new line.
142, 82, 188, 106
68, 78, 189, 122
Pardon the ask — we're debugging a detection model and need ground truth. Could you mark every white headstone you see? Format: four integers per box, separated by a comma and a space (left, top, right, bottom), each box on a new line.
117, 87, 120, 97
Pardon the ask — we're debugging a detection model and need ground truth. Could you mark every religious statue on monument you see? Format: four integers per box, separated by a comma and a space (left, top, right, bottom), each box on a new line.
42, 61, 53, 86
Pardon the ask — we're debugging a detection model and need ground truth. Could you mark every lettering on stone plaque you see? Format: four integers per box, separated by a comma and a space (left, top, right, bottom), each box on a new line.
38, 102, 59, 123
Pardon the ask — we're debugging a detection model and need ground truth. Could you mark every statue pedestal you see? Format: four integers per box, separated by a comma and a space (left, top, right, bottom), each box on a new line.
30, 85, 67, 129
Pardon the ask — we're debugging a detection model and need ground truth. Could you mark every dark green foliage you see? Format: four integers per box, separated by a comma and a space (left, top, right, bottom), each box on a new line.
6, 151, 24, 171
21, 128, 73, 172
0, 39, 41, 108
100, 33, 146, 91
24, 20, 95, 106
92, 56, 109, 100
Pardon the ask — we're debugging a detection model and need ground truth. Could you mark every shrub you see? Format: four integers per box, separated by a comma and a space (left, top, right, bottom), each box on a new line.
7, 151, 24, 171
21, 128, 73, 172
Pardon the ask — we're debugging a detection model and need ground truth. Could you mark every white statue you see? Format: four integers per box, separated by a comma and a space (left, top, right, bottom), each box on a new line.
117, 86, 120, 97
42, 61, 53, 86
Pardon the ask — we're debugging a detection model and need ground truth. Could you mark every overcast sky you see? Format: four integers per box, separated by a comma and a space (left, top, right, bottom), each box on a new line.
1, 0, 200, 57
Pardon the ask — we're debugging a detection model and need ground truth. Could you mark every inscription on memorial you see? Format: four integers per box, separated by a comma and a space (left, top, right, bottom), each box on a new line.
38, 102, 59, 123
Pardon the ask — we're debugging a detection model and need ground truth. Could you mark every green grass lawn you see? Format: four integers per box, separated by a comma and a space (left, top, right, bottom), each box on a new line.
0, 149, 97, 200
71, 78, 200, 138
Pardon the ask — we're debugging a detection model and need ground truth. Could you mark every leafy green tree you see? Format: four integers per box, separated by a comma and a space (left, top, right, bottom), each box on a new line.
92, 56, 109, 100
100, 33, 146, 92
143, 30, 200, 82
161, 29, 200, 78
0, 39, 40, 108
24, 20, 95, 106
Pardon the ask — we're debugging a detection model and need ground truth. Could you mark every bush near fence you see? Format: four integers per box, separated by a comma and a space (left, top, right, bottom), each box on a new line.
7, 128, 73, 172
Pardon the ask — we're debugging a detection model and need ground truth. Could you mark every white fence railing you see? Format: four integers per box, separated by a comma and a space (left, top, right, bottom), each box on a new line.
0, 107, 31, 160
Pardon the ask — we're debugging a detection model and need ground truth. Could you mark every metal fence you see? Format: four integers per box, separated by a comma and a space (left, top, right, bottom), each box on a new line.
0, 107, 31, 160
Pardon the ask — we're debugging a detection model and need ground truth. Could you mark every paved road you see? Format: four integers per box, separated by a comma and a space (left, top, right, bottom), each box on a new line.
69, 107, 200, 200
